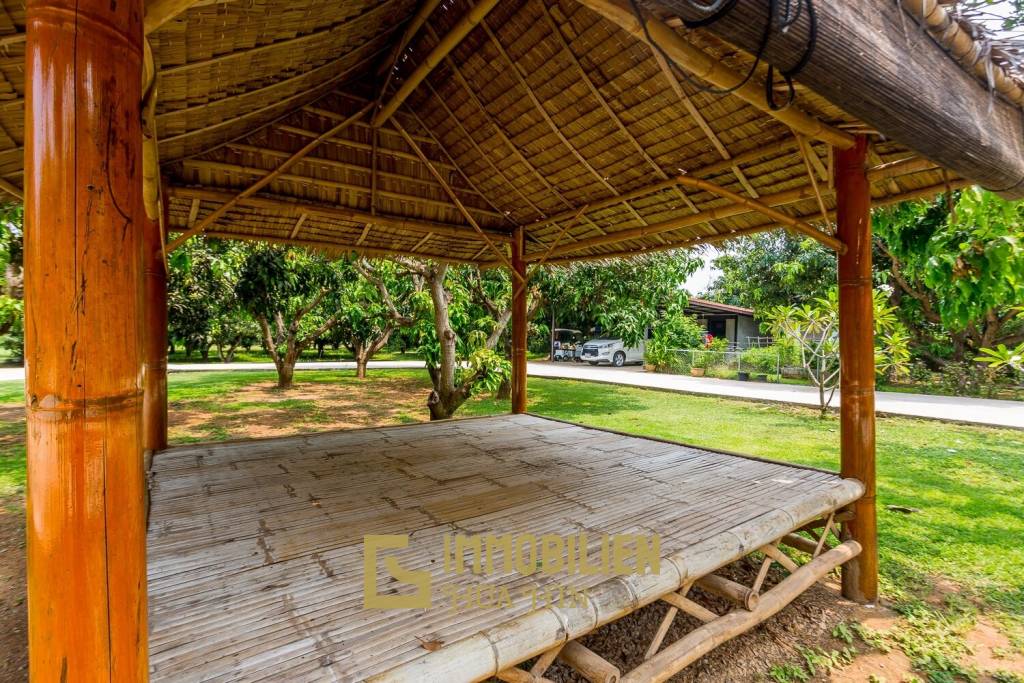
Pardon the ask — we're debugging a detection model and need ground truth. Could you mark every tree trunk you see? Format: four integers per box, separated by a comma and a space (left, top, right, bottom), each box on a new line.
276, 350, 298, 389
424, 264, 472, 420
496, 377, 511, 400
355, 343, 369, 379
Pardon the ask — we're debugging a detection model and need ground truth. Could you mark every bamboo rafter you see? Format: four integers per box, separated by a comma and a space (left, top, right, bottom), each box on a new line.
166, 186, 514, 243
373, 0, 500, 127
575, 0, 855, 149
179, 158, 503, 219
391, 118, 526, 283
167, 103, 373, 250
535, 178, 971, 266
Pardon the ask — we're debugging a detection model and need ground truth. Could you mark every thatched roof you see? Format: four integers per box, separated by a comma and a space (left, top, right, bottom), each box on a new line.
2, 0, 1020, 264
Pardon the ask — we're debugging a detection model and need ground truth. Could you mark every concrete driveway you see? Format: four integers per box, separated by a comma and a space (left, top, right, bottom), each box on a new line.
528, 361, 1024, 430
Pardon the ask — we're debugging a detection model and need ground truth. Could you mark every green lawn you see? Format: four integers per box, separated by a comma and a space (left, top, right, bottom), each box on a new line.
1, 370, 1022, 677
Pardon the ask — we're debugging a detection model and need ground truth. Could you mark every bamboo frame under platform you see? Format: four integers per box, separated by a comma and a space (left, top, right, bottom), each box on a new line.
146, 414, 862, 681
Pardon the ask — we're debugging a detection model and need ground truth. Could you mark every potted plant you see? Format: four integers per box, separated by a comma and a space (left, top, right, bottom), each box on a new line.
690, 351, 708, 377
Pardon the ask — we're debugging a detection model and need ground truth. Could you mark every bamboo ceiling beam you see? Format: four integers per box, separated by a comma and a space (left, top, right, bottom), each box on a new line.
795, 134, 831, 229
202, 230, 483, 264
525, 138, 799, 231
535, 178, 972, 266
303, 107, 434, 144
542, 3, 704, 231
575, 0, 855, 149
158, 0, 402, 76
481, 20, 621, 198
376, 0, 443, 96
274, 123, 458, 171
166, 186, 514, 243
392, 119, 525, 283
144, 0, 204, 33
0, 177, 23, 200
675, 175, 845, 252
528, 159, 939, 262
158, 44, 389, 151
167, 103, 372, 251
181, 158, 502, 218
288, 213, 308, 239
373, 0, 501, 127
224, 142, 482, 196
423, 24, 576, 215
423, 80, 545, 220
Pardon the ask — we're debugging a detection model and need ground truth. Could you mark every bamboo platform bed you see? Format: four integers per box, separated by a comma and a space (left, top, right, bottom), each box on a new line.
146, 415, 863, 682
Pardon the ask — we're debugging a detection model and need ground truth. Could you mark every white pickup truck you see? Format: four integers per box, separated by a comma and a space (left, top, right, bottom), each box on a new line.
579, 338, 645, 367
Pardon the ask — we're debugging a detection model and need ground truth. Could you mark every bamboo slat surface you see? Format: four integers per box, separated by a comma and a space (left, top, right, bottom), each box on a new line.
147, 415, 862, 681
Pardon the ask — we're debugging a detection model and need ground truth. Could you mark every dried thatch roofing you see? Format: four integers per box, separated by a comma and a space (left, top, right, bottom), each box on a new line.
1, 0, 1021, 264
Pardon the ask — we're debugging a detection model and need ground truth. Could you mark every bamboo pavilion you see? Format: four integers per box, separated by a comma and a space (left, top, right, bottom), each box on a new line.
8, 0, 1024, 680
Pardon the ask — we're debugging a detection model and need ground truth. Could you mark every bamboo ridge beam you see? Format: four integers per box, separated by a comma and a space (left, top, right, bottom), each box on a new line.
659, 0, 1024, 199
575, 0, 854, 149
675, 175, 845, 253
165, 186, 514, 243
167, 103, 372, 251
373, 0, 500, 127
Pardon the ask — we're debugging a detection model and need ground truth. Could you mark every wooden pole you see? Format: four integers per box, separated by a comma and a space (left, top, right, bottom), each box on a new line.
24, 0, 148, 677
835, 135, 878, 604
511, 227, 528, 414
143, 203, 169, 452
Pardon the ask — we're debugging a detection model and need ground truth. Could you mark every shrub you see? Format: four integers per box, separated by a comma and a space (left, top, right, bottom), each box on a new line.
741, 345, 780, 375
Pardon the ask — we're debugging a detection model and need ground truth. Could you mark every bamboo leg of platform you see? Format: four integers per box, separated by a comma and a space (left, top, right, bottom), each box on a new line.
696, 573, 759, 611
530, 644, 565, 676
557, 640, 621, 683
496, 666, 555, 683
623, 541, 862, 683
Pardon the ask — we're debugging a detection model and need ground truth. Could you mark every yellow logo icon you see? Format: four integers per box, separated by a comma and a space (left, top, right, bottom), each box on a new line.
363, 535, 432, 609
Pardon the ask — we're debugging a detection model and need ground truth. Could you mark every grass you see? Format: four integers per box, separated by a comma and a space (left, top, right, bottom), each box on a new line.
0, 369, 1022, 677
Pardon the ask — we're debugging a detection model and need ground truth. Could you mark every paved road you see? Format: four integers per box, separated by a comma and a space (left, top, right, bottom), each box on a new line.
528, 361, 1024, 430
1, 360, 1020, 429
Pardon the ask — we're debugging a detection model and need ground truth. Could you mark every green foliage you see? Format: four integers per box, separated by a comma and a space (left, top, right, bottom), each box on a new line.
0, 203, 23, 360
766, 289, 912, 413
705, 232, 835, 311
975, 342, 1024, 374
740, 345, 779, 374
643, 310, 704, 370
536, 252, 699, 346
885, 189, 1024, 330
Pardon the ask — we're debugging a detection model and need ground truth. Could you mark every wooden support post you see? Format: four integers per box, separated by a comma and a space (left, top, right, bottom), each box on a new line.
24, 0, 148, 678
836, 135, 879, 604
511, 227, 528, 414
143, 206, 169, 452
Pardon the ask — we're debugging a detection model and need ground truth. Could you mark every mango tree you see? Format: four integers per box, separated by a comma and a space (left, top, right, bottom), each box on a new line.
345, 259, 422, 378
236, 247, 347, 388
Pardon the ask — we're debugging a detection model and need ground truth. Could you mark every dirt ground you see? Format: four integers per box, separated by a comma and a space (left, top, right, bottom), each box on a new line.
0, 376, 1021, 682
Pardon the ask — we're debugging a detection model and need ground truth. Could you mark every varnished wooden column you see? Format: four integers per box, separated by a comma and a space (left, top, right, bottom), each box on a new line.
835, 135, 878, 604
510, 227, 528, 414
24, 0, 149, 678
143, 206, 169, 453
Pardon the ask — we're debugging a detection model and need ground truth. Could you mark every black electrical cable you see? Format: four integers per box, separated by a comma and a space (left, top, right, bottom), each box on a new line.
628, 0, 817, 111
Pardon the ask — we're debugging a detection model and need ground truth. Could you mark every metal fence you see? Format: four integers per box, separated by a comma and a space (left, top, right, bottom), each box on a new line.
660, 348, 783, 380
